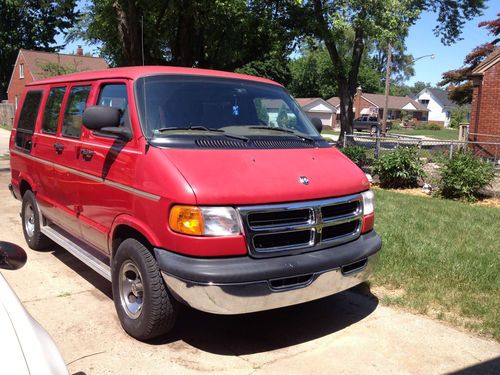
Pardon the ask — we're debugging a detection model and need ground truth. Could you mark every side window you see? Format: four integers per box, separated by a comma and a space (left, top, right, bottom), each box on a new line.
97, 83, 130, 129
15, 90, 43, 151
41, 87, 66, 134
61, 85, 91, 139
256, 99, 296, 128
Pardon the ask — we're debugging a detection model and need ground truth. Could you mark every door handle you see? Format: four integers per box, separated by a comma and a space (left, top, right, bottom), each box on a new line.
53, 143, 64, 154
80, 148, 95, 160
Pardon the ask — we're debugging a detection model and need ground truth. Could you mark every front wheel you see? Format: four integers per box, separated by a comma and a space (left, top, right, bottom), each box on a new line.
112, 238, 178, 340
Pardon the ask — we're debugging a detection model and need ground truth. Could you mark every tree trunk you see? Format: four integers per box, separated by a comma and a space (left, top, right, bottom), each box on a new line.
113, 0, 142, 66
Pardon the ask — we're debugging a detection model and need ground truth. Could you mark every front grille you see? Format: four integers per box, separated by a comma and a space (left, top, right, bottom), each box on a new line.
238, 194, 363, 258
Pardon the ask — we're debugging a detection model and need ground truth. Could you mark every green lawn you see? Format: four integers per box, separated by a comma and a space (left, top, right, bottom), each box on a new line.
389, 127, 459, 140
372, 188, 500, 339
0, 123, 12, 131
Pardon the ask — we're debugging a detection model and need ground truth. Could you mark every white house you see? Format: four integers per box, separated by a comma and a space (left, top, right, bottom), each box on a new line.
295, 98, 337, 128
414, 88, 457, 127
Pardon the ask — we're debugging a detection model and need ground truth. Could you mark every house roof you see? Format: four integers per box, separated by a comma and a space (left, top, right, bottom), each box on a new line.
471, 46, 500, 75
327, 93, 428, 112
362, 93, 428, 111
295, 97, 336, 113
423, 88, 456, 108
20, 49, 108, 80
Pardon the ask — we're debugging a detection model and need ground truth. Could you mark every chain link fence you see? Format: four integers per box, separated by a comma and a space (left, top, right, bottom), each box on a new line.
342, 132, 500, 167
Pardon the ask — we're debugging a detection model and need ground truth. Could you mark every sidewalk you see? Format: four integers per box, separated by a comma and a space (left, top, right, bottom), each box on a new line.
0, 128, 10, 157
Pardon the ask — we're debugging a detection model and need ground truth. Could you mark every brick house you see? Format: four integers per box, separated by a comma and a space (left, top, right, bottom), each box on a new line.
327, 87, 429, 126
7, 48, 108, 110
469, 46, 500, 157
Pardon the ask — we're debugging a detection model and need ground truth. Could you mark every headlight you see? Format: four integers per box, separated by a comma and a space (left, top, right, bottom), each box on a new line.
169, 205, 241, 236
361, 190, 375, 215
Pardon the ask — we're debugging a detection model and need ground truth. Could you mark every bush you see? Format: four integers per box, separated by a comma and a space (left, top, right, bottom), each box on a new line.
374, 147, 425, 188
390, 121, 402, 130
439, 151, 495, 201
418, 123, 443, 131
341, 145, 367, 167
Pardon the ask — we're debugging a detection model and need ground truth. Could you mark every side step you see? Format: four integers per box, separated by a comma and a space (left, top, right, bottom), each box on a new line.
41, 226, 111, 281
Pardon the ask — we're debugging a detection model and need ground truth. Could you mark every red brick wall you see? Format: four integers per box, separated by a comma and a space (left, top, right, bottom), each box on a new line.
469, 60, 500, 157
7, 53, 34, 109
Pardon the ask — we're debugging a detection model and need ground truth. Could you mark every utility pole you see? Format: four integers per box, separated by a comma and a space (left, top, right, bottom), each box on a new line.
381, 43, 392, 135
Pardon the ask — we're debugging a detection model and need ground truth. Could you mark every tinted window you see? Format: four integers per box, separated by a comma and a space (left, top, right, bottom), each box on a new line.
135, 76, 319, 139
42, 87, 66, 134
62, 85, 91, 138
17, 91, 42, 132
97, 84, 130, 129
15, 90, 43, 151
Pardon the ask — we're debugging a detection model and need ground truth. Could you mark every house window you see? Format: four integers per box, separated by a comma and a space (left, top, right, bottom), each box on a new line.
419, 99, 429, 105
19, 64, 24, 79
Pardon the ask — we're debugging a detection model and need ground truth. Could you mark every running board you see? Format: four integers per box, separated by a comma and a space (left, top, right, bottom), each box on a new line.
41, 226, 111, 281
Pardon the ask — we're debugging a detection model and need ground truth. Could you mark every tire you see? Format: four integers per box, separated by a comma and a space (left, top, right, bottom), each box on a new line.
112, 238, 178, 340
371, 125, 378, 135
21, 190, 51, 250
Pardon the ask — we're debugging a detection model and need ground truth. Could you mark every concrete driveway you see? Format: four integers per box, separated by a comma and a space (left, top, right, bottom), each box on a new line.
0, 171, 499, 375
0, 128, 10, 157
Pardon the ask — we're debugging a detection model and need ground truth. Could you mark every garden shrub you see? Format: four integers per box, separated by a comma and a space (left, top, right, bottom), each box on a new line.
439, 150, 495, 201
418, 123, 443, 131
341, 145, 367, 167
390, 121, 402, 130
373, 147, 425, 188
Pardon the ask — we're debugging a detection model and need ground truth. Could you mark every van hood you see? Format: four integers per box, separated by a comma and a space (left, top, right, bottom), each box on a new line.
161, 147, 370, 205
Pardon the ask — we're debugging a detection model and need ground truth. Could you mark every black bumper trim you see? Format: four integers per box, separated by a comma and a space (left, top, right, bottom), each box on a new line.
154, 230, 381, 284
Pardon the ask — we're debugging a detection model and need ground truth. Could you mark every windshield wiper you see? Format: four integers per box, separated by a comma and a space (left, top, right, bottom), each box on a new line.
247, 126, 315, 142
155, 126, 248, 141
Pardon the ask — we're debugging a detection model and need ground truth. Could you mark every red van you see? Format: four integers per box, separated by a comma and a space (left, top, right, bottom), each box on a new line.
9, 67, 380, 340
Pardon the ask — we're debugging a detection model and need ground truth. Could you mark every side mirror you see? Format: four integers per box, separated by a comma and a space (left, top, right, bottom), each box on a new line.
83, 106, 132, 141
0, 242, 27, 270
83, 106, 121, 130
310, 117, 323, 133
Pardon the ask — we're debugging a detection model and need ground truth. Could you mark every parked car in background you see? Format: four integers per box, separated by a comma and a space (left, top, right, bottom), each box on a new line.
0, 241, 68, 375
9, 66, 381, 340
353, 115, 391, 133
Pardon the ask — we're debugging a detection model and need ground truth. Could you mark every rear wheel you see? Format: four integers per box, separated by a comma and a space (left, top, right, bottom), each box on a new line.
112, 238, 178, 340
21, 190, 51, 250
371, 125, 378, 135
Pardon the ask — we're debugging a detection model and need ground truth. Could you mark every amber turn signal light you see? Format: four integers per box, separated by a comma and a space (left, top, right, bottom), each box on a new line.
169, 205, 203, 235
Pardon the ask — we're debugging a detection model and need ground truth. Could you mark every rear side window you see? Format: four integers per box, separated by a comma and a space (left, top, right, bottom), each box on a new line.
42, 87, 66, 134
62, 85, 91, 138
15, 90, 43, 151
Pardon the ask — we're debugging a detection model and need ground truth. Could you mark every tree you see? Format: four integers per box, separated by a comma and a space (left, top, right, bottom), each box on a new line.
440, 13, 499, 105
285, 0, 484, 145
0, 0, 78, 100
71, 0, 296, 82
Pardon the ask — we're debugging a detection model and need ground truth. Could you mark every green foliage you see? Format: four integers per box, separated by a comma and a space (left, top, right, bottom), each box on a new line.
449, 105, 469, 128
390, 121, 402, 130
276, 105, 296, 128
40, 61, 83, 78
418, 123, 443, 130
72, 0, 296, 73
439, 151, 495, 201
374, 147, 425, 188
0, 0, 78, 99
254, 99, 269, 125
341, 146, 367, 167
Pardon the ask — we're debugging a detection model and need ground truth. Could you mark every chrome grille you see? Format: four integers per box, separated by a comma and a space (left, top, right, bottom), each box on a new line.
238, 194, 363, 258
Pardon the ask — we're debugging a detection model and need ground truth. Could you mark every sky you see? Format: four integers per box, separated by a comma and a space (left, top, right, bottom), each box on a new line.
57, 1, 498, 87
406, 2, 498, 86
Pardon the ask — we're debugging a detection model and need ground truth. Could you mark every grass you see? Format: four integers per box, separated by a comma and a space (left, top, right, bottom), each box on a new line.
372, 188, 500, 339
0, 153, 9, 160
389, 127, 459, 140
0, 123, 12, 131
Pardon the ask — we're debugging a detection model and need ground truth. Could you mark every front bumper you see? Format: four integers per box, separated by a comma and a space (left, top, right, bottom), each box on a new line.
155, 230, 381, 315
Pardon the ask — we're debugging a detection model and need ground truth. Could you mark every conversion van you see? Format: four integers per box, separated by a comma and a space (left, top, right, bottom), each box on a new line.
9, 67, 381, 340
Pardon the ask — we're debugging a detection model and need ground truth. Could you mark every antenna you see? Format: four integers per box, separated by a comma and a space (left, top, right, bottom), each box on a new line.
141, 15, 145, 66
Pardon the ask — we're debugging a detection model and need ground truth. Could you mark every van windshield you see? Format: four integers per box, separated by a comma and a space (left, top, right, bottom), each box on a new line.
135, 75, 321, 140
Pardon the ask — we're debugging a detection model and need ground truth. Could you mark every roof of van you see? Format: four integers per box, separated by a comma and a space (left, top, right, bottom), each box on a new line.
26, 66, 282, 87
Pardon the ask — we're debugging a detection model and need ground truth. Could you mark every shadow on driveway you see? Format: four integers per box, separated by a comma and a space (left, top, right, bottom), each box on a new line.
50, 244, 378, 356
